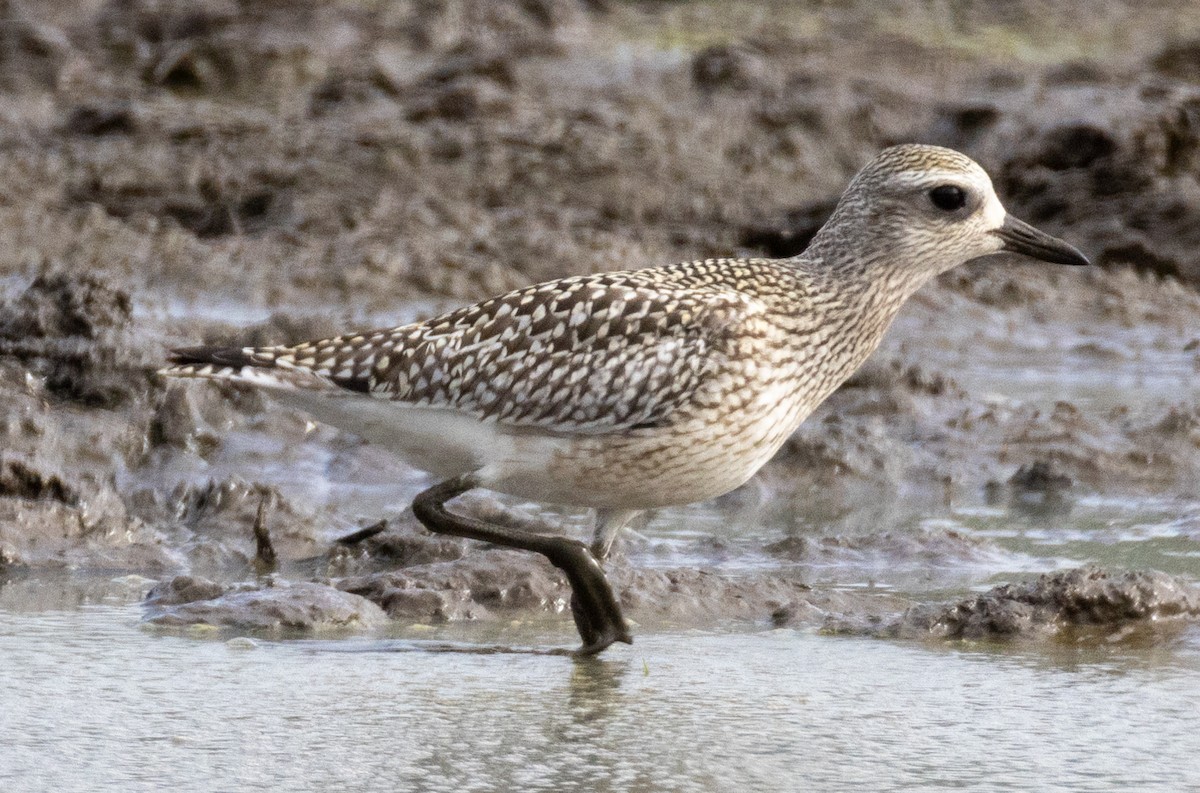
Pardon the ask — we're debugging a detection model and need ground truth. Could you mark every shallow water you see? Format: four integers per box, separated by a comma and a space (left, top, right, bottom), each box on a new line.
2, 601, 1199, 793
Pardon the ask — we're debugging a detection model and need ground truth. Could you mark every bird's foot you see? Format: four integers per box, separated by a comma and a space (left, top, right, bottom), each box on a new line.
541, 537, 632, 655
570, 591, 633, 656
410, 478, 632, 655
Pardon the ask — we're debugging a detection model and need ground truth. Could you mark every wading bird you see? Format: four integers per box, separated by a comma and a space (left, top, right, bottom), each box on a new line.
163, 144, 1088, 655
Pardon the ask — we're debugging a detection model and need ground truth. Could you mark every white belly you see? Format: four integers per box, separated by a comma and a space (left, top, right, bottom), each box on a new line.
267, 387, 563, 479
265, 377, 812, 511
265, 393, 778, 510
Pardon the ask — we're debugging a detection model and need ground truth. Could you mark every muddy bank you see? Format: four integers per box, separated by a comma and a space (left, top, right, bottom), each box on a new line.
827, 567, 1200, 644
0, 271, 171, 571
139, 546, 911, 637
138, 524, 1200, 647
138, 510, 1000, 633
776, 335, 1200, 502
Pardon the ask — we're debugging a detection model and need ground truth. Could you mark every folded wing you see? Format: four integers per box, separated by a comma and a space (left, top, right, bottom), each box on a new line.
164, 268, 765, 435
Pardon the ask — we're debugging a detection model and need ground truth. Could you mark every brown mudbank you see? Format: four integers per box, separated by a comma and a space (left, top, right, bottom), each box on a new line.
840, 567, 1200, 642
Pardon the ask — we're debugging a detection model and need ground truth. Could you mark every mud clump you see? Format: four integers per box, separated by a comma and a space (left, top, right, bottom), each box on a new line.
1155, 406, 1200, 441
337, 549, 566, 623
145, 574, 228, 606
691, 45, 768, 93
1151, 39, 1200, 82
400, 45, 517, 122
146, 579, 387, 633
858, 568, 1200, 642
0, 458, 78, 505
985, 460, 1074, 516
0, 271, 146, 407
1008, 459, 1073, 492
1032, 124, 1119, 171
0, 270, 130, 345
63, 103, 138, 137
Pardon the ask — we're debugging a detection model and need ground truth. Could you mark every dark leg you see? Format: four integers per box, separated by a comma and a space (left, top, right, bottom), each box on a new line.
252, 493, 277, 573
411, 475, 632, 655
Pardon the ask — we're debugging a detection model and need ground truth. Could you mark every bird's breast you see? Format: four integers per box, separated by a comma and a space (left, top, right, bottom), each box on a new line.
482, 361, 821, 510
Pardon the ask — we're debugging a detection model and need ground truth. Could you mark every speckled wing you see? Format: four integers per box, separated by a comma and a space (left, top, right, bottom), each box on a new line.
166, 267, 766, 435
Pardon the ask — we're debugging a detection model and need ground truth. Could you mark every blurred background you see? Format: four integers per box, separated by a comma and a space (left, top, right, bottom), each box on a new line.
2, 0, 1200, 304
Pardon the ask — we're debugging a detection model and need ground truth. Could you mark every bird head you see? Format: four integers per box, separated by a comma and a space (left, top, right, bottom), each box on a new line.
813, 144, 1089, 280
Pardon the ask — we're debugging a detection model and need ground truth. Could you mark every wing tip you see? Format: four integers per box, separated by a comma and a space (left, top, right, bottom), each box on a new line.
167, 344, 255, 367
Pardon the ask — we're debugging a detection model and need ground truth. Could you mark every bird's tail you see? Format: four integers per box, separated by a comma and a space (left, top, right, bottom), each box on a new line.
160, 340, 375, 394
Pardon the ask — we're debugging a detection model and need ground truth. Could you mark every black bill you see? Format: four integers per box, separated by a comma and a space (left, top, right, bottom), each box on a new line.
993, 215, 1090, 266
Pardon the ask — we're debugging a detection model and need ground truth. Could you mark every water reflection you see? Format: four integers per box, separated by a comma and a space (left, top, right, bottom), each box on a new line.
567, 657, 627, 726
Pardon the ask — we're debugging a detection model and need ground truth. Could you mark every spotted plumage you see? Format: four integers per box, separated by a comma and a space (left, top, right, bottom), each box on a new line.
171, 263, 810, 433
162, 144, 1088, 560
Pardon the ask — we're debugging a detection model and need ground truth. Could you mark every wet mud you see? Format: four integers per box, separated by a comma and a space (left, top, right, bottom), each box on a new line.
0, 0, 1198, 648
828, 567, 1200, 645
145, 576, 387, 633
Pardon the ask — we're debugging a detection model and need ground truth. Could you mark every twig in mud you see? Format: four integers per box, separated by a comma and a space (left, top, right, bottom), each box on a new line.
252, 493, 277, 571
335, 519, 387, 546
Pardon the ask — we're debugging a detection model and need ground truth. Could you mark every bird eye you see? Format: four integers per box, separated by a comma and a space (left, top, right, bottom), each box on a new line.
928, 185, 967, 212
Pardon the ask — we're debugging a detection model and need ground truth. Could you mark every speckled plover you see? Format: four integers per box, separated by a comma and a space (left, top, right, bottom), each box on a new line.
162, 144, 1089, 654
